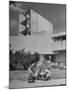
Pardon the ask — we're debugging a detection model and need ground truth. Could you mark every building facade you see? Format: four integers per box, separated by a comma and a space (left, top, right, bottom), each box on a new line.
52, 32, 66, 65
10, 5, 53, 54
9, 4, 66, 65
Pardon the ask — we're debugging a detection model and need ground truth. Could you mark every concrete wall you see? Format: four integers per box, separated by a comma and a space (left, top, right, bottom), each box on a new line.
10, 9, 53, 54
9, 9, 19, 36
31, 9, 38, 34
31, 9, 53, 36
10, 33, 53, 54
9, 7, 26, 36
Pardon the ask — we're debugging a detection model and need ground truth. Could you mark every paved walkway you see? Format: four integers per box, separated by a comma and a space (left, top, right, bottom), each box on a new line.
9, 79, 66, 89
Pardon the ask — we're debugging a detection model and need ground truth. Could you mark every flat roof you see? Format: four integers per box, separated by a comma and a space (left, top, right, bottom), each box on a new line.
38, 51, 55, 55
53, 48, 66, 52
52, 32, 66, 38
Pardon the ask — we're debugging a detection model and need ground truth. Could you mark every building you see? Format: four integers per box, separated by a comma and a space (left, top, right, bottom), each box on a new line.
10, 5, 53, 54
52, 32, 66, 65
9, 4, 66, 64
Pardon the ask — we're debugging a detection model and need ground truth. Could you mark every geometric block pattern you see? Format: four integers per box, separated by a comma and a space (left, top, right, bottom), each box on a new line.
19, 9, 31, 36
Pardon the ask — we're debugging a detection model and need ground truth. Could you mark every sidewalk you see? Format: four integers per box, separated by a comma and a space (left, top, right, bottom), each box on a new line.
9, 78, 66, 89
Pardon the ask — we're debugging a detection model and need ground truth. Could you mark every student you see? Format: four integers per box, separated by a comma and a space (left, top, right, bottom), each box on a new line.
28, 62, 37, 83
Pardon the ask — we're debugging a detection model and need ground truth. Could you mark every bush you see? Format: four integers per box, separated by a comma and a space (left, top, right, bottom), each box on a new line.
9, 49, 40, 70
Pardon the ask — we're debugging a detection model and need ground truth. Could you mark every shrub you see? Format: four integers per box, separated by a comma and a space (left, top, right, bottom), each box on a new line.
9, 49, 40, 70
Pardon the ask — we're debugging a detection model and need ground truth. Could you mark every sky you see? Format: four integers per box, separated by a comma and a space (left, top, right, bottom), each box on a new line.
14, 1, 66, 34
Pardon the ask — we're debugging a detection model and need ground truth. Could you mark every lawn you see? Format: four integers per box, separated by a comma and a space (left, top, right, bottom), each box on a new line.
9, 69, 66, 82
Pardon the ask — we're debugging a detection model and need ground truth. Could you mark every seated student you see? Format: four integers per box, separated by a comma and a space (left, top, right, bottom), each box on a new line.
28, 61, 43, 81
34, 67, 43, 80
28, 62, 37, 83
37, 67, 51, 81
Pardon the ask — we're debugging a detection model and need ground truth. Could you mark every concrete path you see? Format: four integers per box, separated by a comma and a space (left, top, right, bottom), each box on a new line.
9, 79, 66, 89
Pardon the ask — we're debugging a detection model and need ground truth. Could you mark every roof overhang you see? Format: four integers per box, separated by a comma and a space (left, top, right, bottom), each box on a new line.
52, 32, 66, 39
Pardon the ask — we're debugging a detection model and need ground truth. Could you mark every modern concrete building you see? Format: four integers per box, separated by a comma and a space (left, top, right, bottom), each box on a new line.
9, 4, 66, 64
10, 6, 53, 55
52, 32, 66, 65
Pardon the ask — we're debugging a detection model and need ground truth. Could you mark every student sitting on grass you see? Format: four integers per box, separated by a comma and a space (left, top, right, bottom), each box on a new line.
28, 62, 37, 83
